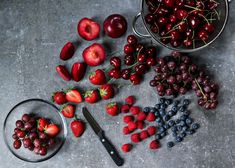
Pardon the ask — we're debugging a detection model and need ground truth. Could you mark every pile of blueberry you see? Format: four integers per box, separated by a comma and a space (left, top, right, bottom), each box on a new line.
143, 97, 200, 148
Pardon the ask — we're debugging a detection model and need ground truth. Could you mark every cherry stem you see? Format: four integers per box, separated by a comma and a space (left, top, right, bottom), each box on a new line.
153, 3, 161, 15
107, 77, 116, 84
194, 78, 207, 100
107, 50, 123, 57
213, 9, 220, 20
199, 13, 210, 24
166, 20, 185, 35
127, 61, 138, 69
184, 5, 200, 10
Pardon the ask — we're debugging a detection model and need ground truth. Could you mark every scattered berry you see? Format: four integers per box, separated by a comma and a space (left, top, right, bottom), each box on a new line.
105, 102, 119, 116
121, 143, 132, 153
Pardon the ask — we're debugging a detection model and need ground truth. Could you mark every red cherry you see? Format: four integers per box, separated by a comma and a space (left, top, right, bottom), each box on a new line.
124, 55, 135, 65
137, 53, 147, 63
124, 44, 135, 55
145, 14, 155, 24
163, 0, 175, 8
146, 57, 156, 66
158, 17, 168, 26
175, 0, 184, 7
109, 68, 121, 79
121, 69, 131, 80
166, 23, 173, 32
130, 73, 141, 85
169, 14, 177, 23
127, 35, 138, 45
204, 23, 215, 33
156, 7, 170, 16
178, 22, 187, 32
135, 64, 147, 75
183, 39, 193, 47
151, 25, 159, 33
110, 56, 121, 68
189, 16, 200, 29
176, 10, 188, 20
170, 30, 181, 41
186, 29, 193, 38
170, 40, 181, 47
146, 46, 156, 57
198, 30, 209, 41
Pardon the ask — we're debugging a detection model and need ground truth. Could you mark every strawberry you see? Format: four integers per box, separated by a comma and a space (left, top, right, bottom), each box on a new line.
146, 112, 156, 122
149, 140, 160, 150
70, 117, 85, 137
136, 112, 146, 121
147, 126, 156, 136
99, 84, 114, 100
105, 102, 119, 116
125, 96, 135, 105
61, 104, 75, 118
136, 121, 145, 130
56, 65, 71, 81
128, 121, 137, 132
130, 106, 140, 115
45, 124, 60, 137
121, 144, 132, 153
123, 115, 134, 124
77, 18, 100, 41
140, 130, 149, 140
84, 90, 100, 104
52, 91, 67, 105
37, 118, 49, 132
71, 62, 86, 82
122, 126, 130, 135
66, 89, 83, 103
89, 69, 106, 85
131, 133, 141, 143
82, 43, 106, 66
121, 104, 130, 113
60, 42, 75, 60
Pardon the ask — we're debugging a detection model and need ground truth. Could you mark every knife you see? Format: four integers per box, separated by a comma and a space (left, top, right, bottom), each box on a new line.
82, 107, 124, 167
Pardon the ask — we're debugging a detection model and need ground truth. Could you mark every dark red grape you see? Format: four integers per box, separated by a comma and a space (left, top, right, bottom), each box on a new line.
22, 114, 30, 123
13, 140, 22, 149
16, 120, 24, 129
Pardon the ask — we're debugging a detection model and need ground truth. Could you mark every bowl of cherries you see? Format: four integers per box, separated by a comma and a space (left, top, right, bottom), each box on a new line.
3, 99, 67, 162
132, 0, 229, 52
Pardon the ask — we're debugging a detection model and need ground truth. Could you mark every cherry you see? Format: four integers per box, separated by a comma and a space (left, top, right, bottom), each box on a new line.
158, 58, 166, 66
161, 38, 170, 44
146, 46, 156, 57
198, 30, 209, 41
186, 29, 193, 38
150, 80, 158, 87
169, 14, 177, 23
154, 66, 162, 73
137, 53, 147, 63
204, 23, 215, 33
145, 14, 155, 24
186, 0, 195, 6
166, 23, 173, 32
156, 84, 165, 92
136, 44, 145, 53
156, 7, 169, 15
127, 35, 138, 45
207, 1, 218, 10
189, 16, 200, 29
110, 56, 121, 68
148, 5, 157, 13
175, 0, 184, 7
170, 40, 181, 47
13, 140, 22, 149
130, 73, 141, 85
135, 64, 147, 75
154, 74, 162, 81
22, 114, 30, 123
121, 69, 131, 80
170, 30, 181, 41
151, 25, 159, 33
176, 10, 188, 20
178, 22, 187, 32
163, 0, 175, 8
158, 17, 168, 26
124, 44, 135, 55
183, 39, 193, 47
147, 57, 156, 66
109, 68, 121, 79
124, 55, 135, 65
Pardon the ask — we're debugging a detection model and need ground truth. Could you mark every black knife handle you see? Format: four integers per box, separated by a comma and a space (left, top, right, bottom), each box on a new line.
98, 131, 124, 166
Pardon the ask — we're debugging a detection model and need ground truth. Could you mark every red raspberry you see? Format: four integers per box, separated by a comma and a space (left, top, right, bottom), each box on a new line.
131, 133, 141, 143
136, 112, 146, 121
123, 115, 134, 124
123, 126, 130, 135
140, 130, 149, 140
121, 104, 130, 113
128, 121, 137, 131
125, 96, 135, 105
147, 126, 156, 136
130, 106, 140, 115
146, 112, 156, 122
121, 143, 132, 153
149, 140, 160, 150
136, 121, 145, 129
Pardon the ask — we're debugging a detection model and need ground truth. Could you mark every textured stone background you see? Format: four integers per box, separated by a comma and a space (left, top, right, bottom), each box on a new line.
0, 0, 235, 168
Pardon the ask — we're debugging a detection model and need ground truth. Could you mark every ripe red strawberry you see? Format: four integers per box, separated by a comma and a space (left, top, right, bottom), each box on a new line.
37, 118, 49, 132
140, 130, 149, 140
125, 96, 135, 105
147, 126, 156, 136
99, 84, 114, 100
60, 42, 75, 60
66, 89, 83, 103
123, 126, 130, 135
130, 106, 140, 115
52, 91, 67, 105
45, 124, 60, 137
105, 102, 119, 116
121, 144, 132, 153
56, 65, 71, 81
71, 62, 86, 82
136, 121, 145, 129
77, 18, 100, 41
89, 69, 106, 85
146, 112, 156, 122
123, 115, 134, 124
70, 118, 85, 137
82, 43, 106, 66
131, 133, 141, 143
149, 140, 160, 150
121, 104, 130, 113
61, 104, 75, 118
136, 112, 146, 121
84, 90, 100, 104
128, 121, 137, 131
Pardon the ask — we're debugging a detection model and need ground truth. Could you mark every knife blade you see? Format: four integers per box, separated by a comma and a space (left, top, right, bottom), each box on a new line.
82, 107, 124, 167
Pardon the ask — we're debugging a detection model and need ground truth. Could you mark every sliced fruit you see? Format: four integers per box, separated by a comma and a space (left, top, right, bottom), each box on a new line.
66, 89, 83, 103
37, 118, 49, 132
56, 65, 71, 81
84, 90, 100, 104
99, 84, 114, 100
61, 104, 75, 118
82, 43, 106, 66
77, 18, 100, 41
60, 42, 75, 60
45, 124, 60, 137
71, 62, 86, 82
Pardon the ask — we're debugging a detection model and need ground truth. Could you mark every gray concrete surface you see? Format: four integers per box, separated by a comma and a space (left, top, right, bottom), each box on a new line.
0, 0, 235, 168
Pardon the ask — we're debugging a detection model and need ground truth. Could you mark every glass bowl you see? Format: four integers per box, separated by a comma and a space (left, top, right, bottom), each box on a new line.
3, 99, 67, 162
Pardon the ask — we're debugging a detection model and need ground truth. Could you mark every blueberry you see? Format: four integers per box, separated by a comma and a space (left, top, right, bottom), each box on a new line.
156, 117, 162, 122
158, 127, 165, 133
159, 98, 165, 104
163, 115, 170, 121
159, 110, 166, 117
168, 120, 175, 127
175, 119, 181, 124
179, 106, 186, 112
180, 114, 188, 121
165, 99, 172, 105
179, 120, 186, 127
154, 111, 160, 117
175, 136, 183, 142
187, 129, 195, 135
183, 111, 190, 116
155, 104, 160, 109
186, 118, 193, 125
172, 132, 177, 137
158, 121, 164, 127
164, 124, 170, 130
167, 141, 174, 148
168, 110, 174, 117
155, 134, 162, 140
161, 131, 167, 137
180, 132, 186, 138
143, 107, 150, 113
171, 126, 177, 132
150, 107, 157, 113
160, 103, 167, 109
192, 123, 200, 130
182, 126, 189, 132
171, 106, 178, 112
177, 125, 182, 131
173, 100, 180, 106
183, 99, 190, 105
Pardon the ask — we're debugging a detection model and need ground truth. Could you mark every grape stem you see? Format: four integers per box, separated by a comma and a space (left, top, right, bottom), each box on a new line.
194, 78, 207, 100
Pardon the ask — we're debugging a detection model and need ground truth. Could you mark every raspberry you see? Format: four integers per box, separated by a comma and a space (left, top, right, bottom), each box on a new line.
146, 112, 156, 122
123, 115, 134, 124
136, 111, 146, 121
123, 126, 130, 135
125, 96, 135, 105
121, 104, 130, 113
149, 140, 160, 150
131, 133, 141, 143
147, 126, 156, 136
136, 121, 145, 129
128, 121, 137, 131
121, 143, 132, 153
130, 106, 140, 115
140, 130, 149, 140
